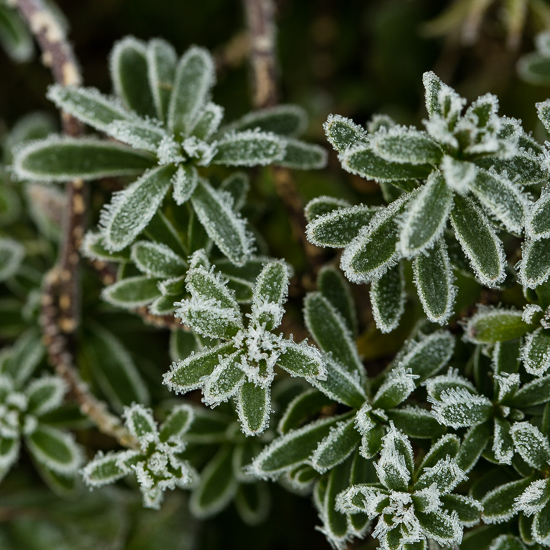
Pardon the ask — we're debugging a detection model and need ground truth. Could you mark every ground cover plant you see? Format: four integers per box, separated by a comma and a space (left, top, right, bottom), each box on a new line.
3, 0, 550, 548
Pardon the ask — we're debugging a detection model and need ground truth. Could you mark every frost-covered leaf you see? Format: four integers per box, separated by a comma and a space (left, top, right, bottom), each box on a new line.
277, 340, 326, 382
81, 232, 131, 263
26, 377, 65, 417
219, 172, 250, 211
324, 114, 368, 153
533, 502, 550, 544
440, 156, 476, 194
509, 374, 550, 408
189, 102, 224, 141
47, 84, 134, 134
360, 423, 384, 459
106, 119, 166, 153
429, 387, 493, 428
441, 494, 482, 527
0, 436, 20, 480
124, 404, 156, 439
237, 382, 270, 436
311, 417, 361, 473
465, 307, 531, 344
528, 192, 550, 240
82, 325, 149, 411
415, 456, 466, 494
100, 165, 175, 251
102, 276, 162, 308
340, 192, 413, 283
252, 261, 289, 330
483, 477, 535, 524
399, 172, 452, 257
493, 338, 521, 376
418, 434, 460, 473
493, 417, 514, 465
413, 238, 456, 324
370, 263, 405, 334
163, 342, 236, 393
5, 327, 44, 385
14, 137, 155, 182
415, 510, 462, 547
26, 426, 82, 474
514, 478, 550, 516
450, 195, 506, 287
0, 238, 24, 282
185, 265, 240, 311
304, 196, 351, 222
372, 127, 442, 165
520, 237, 550, 289
146, 38, 177, 122
212, 130, 285, 166
235, 482, 270, 526
131, 241, 186, 278
276, 138, 327, 170
423, 71, 465, 123
318, 265, 357, 334
306, 205, 378, 248
385, 407, 446, 439
277, 389, 333, 434
304, 292, 363, 377
522, 327, 550, 377
372, 366, 418, 409
110, 36, 156, 118
159, 404, 194, 443
224, 104, 307, 137
191, 178, 252, 265
537, 99, 550, 133
190, 446, 236, 518
203, 351, 245, 404
81, 451, 130, 487
487, 534, 527, 550
510, 422, 550, 470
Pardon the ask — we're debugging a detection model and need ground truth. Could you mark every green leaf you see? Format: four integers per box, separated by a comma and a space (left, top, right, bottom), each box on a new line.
533, 500, 550, 543
441, 494, 482, 527
203, 351, 245, 404
82, 325, 149, 412
14, 137, 155, 182
493, 417, 514, 465
450, 194, 505, 287
164, 342, 236, 393
190, 445, 236, 518
277, 389, 333, 434
237, 382, 271, 436
304, 196, 351, 222
509, 374, 550, 408
306, 205, 378, 248
538, 99, 550, 131
415, 456, 466, 494
124, 404, 156, 439
235, 483, 270, 526
318, 265, 357, 334
224, 104, 307, 137
110, 37, 156, 118
482, 476, 535, 524
493, 338, 521, 376
522, 328, 550, 377
385, 407, 446, 439
106, 119, 166, 153
311, 417, 361, 473
0, 238, 24, 282
465, 307, 531, 344
521, 237, 550, 289
0, 436, 19, 480
26, 377, 65, 417
510, 422, 550, 470
185, 265, 240, 311
191, 178, 252, 265
528, 192, 550, 240
25, 426, 82, 474
189, 102, 224, 140
324, 114, 368, 153
276, 138, 327, 170
131, 241, 186, 278
6, 328, 44, 385
0, 4, 33, 62
372, 366, 417, 409
415, 510, 461, 546
100, 165, 175, 251
304, 292, 363, 378
81, 232, 131, 263
430, 387, 493, 428
360, 422, 384, 459
102, 276, 162, 308
372, 128, 442, 165
342, 143, 433, 182
219, 172, 250, 211
277, 340, 326, 381
252, 261, 289, 330
159, 404, 194, 443
212, 130, 285, 166
232, 438, 260, 483
418, 434, 460, 473
486, 534, 528, 550
82, 451, 130, 487
146, 38, 177, 122
370, 263, 405, 333
47, 84, 134, 134
251, 413, 352, 477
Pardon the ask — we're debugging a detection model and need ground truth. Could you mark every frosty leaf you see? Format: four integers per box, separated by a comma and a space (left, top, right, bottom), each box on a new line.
232, 438, 260, 483
101, 165, 176, 251
370, 262, 405, 334
441, 494, 482, 527
483, 477, 535, 524
487, 535, 528, 550
415, 510, 462, 546
251, 414, 350, 477
146, 38, 177, 121
336, 485, 388, 517
181, 305, 241, 340
318, 265, 357, 335
81, 232, 131, 263
185, 265, 240, 311
415, 456, 466, 494
520, 237, 550, 289
131, 241, 186, 278
146, 210, 187, 256
306, 205, 378, 248
469, 169, 527, 234
304, 292, 363, 377
0, 238, 24, 281
0, 437, 20, 480
510, 422, 550, 470
304, 196, 351, 222
399, 171, 452, 257
224, 104, 307, 137
522, 327, 550, 377
237, 382, 270, 436
493, 339, 521, 376
311, 356, 367, 409
455, 423, 491, 474
159, 404, 194, 443
413, 238, 456, 324
515, 478, 550, 516
82, 325, 149, 411
203, 351, 245, 404
423, 71, 465, 123
379, 424, 414, 479
311, 417, 361, 473
163, 342, 236, 393
219, 172, 250, 211
533, 502, 550, 545
373, 127, 442, 165
124, 404, 156, 439
340, 192, 412, 283
252, 261, 289, 330
342, 143, 433, 182
189, 102, 224, 141
450, 194, 505, 287
191, 178, 252, 265
372, 366, 418, 409
429, 387, 492, 428
235, 483, 270, 526
440, 156, 476, 194
47, 84, 133, 134
277, 389, 333, 434
528, 192, 550, 240
26, 376, 66, 417
385, 407, 446, 439
465, 307, 530, 344
324, 114, 368, 153
492, 417, 514, 465
276, 138, 327, 170
418, 434, 460, 473
509, 374, 550, 408
6, 327, 45, 385
537, 99, 550, 133
0, 4, 33, 62
110, 37, 156, 118
106, 119, 166, 153
277, 340, 326, 382
190, 446, 237, 518
81, 452, 130, 487
102, 276, 162, 308
212, 130, 285, 166
25, 426, 82, 474
14, 137, 155, 182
